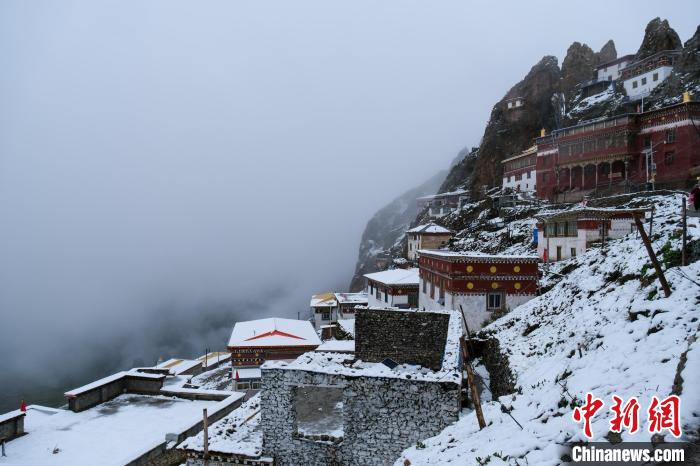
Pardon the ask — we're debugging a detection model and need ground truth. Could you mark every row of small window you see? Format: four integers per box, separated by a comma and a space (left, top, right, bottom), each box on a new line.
509, 171, 532, 182
368, 284, 390, 303
631, 72, 659, 89
559, 134, 628, 156
643, 130, 676, 147
543, 221, 578, 238
235, 381, 262, 390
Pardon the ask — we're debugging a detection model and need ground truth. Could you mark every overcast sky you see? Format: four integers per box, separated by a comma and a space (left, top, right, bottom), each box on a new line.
0, 1, 697, 405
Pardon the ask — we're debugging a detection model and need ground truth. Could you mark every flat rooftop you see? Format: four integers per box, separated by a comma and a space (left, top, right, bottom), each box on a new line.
2, 395, 225, 465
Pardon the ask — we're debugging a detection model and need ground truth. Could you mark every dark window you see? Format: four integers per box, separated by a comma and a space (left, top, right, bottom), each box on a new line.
383, 291, 388, 303
322, 311, 330, 320
487, 293, 502, 310
632, 80, 638, 89
665, 129, 676, 144
664, 151, 675, 165
643, 136, 651, 148
422, 278, 427, 293
571, 248, 576, 258
375, 287, 380, 300
567, 221, 578, 237
641, 77, 647, 85
439, 280, 445, 299
430, 281, 435, 299
556, 246, 562, 261
653, 72, 659, 82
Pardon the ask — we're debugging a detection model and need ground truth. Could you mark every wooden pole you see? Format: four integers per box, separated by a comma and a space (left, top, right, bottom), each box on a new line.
634, 214, 671, 297
458, 306, 486, 430
649, 207, 654, 237
203, 408, 209, 461
682, 198, 687, 267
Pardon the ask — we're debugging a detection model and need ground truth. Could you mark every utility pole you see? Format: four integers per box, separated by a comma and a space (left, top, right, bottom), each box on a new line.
203, 408, 209, 461
682, 198, 687, 266
634, 214, 671, 297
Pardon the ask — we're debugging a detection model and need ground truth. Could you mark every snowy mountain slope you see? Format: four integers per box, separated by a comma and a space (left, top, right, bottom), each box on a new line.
398, 194, 700, 465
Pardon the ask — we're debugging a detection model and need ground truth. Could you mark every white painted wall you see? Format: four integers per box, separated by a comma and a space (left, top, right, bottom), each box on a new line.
537, 219, 635, 261
366, 285, 410, 308
623, 66, 673, 100
418, 278, 535, 331
596, 59, 632, 81
407, 236, 420, 260
502, 169, 536, 192
312, 306, 338, 329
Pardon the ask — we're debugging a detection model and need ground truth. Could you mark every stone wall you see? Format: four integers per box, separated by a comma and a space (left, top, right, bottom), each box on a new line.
261, 367, 460, 466
355, 309, 449, 370
470, 336, 516, 398
0, 413, 24, 442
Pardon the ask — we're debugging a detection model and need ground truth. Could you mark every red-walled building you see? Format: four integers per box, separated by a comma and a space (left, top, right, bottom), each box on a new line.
535, 101, 700, 201
417, 250, 539, 331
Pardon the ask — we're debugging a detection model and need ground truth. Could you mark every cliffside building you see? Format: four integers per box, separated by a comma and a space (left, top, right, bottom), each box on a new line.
535, 101, 700, 201
406, 223, 453, 260
418, 250, 538, 330
416, 189, 469, 218
502, 145, 537, 193
364, 268, 419, 309
536, 208, 645, 262
621, 50, 681, 101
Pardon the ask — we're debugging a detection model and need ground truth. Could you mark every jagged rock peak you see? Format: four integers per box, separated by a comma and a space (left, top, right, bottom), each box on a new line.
560, 42, 597, 100
678, 24, 700, 70
636, 18, 682, 60
597, 39, 617, 64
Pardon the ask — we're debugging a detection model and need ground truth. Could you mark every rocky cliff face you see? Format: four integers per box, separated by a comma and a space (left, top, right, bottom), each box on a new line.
635, 17, 682, 60
467, 56, 561, 192
348, 169, 446, 291
597, 39, 618, 64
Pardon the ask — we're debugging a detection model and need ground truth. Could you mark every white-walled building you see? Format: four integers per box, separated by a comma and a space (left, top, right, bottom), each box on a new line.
406, 223, 453, 260
536, 208, 644, 262
596, 54, 635, 82
506, 97, 525, 110
418, 250, 538, 331
501, 145, 537, 192
310, 292, 367, 329
364, 268, 419, 309
621, 51, 680, 101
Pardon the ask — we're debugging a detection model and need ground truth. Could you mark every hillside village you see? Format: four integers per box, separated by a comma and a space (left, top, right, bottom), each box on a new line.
1, 17, 700, 466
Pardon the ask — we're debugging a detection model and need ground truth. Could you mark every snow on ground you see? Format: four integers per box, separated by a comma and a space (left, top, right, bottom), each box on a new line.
0, 395, 222, 466
190, 365, 234, 391
398, 193, 700, 465
178, 394, 263, 457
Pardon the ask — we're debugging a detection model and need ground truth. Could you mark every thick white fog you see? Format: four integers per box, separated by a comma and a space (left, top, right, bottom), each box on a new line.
0, 0, 697, 409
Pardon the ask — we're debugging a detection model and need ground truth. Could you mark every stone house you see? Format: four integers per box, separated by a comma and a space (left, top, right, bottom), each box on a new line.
260, 308, 463, 466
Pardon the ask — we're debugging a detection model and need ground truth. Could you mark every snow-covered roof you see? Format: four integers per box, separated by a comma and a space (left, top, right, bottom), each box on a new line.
334, 292, 368, 305
418, 249, 539, 262
197, 352, 231, 368
157, 358, 202, 375
64, 370, 165, 397
536, 207, 649, 222
227, 318, 321, 348
0, 408, 24, 424
363, 268, 419, 286
415, 189, 468, 201
501, 145, 537, 163
407, 223, 453, 234
315, 340, 355, 353
310, 292, 337, 308
264, 309, 462, 384
336, 319, 355, 337
3, 394, 238, 465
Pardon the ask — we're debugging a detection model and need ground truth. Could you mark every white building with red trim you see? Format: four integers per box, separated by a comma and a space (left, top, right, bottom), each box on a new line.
418, 250, 539, 331
227, 318, 321, 390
